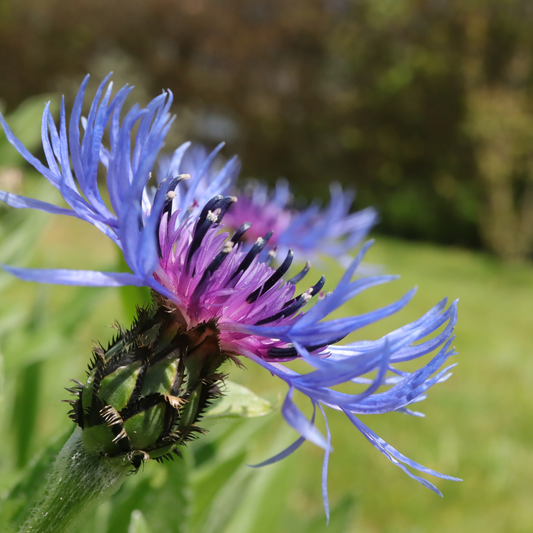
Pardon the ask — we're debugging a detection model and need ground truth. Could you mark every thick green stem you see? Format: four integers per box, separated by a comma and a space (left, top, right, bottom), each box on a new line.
21, 427, 130, 533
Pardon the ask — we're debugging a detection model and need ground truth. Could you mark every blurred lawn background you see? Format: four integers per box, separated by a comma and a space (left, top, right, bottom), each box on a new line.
1, 0, 533, 532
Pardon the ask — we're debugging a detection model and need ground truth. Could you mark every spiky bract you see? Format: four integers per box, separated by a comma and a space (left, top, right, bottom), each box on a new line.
65, 298, 227, 469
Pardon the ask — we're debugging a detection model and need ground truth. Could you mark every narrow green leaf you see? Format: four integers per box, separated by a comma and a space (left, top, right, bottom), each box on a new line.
217, 424, 296, 533
3, 286, 105, 370
128, 510, 152, 533
190, 417, 277, 533
295, 495, 356, 533
0, 425, 72, 532
0, 351, 4, 429
191, 451, 247, 531
140, 458, 191, 533
102, 477, 155, 533
13, 361, 43, 468
197, 464, 255, 533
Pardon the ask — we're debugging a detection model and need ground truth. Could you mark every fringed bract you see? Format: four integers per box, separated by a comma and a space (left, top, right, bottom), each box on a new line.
65, 297, 228, 470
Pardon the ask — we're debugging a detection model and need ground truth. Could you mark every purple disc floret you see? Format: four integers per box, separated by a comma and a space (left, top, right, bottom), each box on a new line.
223, 178, 378, 267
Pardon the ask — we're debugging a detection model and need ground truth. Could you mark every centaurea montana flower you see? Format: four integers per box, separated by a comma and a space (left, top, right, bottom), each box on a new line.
223, 178, 378, 267
158, 141, 376, 268
0, 75, 460, 518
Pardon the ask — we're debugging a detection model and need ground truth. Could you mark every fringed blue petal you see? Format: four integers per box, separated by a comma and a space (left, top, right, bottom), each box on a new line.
233, 286, 416, 346
0, 191, 81, 218
2, 266, 147, 287
281, 387, 330, 450
318, 404, 331, 524
275, 180, 378, 263
342, 409, 462, 488
248, 435, 307, 468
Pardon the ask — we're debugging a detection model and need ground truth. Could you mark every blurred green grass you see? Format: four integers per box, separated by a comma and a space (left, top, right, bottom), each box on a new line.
1, 198, 533, 532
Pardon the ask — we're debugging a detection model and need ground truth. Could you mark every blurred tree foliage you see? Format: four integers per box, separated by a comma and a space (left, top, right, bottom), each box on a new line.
1, 0, 533, 259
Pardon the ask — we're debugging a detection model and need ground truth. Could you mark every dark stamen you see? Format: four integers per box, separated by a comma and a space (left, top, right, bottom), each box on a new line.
267, 336, 345, 359
255, 275, 325, 325
229, 231, 273, 282
198, 196, 224, 226
288, 261, 311, 284
309, 274, 326, 296
254, 293, 308, 325
282, 274, 326, 310
160, 175, 183, 217
213, 195, 237, 223
264, 248, 277, 266
190, 223, 251, 305
155, 175, 183, 257
231, 222, 252, 243
247, 249, 294, 303
186, 196, 236, 270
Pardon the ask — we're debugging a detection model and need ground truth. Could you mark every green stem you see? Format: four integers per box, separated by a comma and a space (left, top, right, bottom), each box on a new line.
21, 427, 130, 533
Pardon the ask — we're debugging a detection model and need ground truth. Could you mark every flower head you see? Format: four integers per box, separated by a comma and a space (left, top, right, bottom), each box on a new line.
223, 179, 378, 267
0, 75, 460, 519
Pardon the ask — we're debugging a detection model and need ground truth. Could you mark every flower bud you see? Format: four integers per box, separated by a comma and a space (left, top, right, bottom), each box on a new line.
64, 299, 228, 469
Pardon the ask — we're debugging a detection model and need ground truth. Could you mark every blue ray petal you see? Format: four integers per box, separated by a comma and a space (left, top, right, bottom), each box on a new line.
2, 266, 146, 287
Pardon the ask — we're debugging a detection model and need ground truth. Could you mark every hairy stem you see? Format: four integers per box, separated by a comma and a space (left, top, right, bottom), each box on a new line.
20, 427, 130, 533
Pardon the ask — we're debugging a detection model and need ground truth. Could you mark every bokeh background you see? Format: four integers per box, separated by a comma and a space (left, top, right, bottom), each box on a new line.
1, 1, 533, 532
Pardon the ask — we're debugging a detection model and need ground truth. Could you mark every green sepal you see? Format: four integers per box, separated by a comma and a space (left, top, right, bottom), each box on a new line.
65, 298, 230, 469
146, 442, 178, 461
124, 404, 167, 451
99, 361, 142, 411
179, 387, 201, 428
82, 425, 122, 456
141, 359, 180, 397
81, 372, 96, 416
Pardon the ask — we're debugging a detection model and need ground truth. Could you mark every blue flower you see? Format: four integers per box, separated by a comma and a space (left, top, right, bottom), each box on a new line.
223, 179, 378, 267
0, 75, 460, 520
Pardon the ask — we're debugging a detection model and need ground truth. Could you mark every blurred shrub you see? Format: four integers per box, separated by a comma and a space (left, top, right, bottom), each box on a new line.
1, 0, 533, 258
466, 88, 533, 261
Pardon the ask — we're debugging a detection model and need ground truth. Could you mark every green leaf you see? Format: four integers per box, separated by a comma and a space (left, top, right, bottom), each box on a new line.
12, 361, 43, 468
75, 500, 113, 533
190, 417, 280, 533
196, 463, 255, 533
216, 424, 297, 533
203, 381, 273, 420
2, 285, 105, 370
0, 351, 4, 429
191, 450, 249, 531
293, 495, 356, 533
128, 510, 152, 533
139, 458, 190, 533
0, 425, 72, 532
